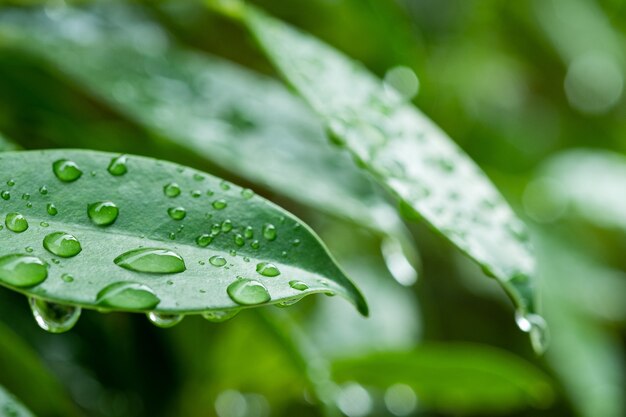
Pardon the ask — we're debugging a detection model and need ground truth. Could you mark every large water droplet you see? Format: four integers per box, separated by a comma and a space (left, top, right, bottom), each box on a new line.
168, 207, 187, 220
263, 224, 277, 241
209, 255, 227, 267
43, 232, 82, 258
52, 159, 82, 182
196, 234, 213, 247
227, 278, 271, 305
221, 220, 233, 232
107, 154, 128, 176
88, 201, 119, 226
234, 234, 245, 247
244, 226, 254, 239
202, 309, 239, 323
5, 212, 28, 233
256, 262, 280, 277
212, 199, 227, 210
164, 182, 181, 198
147, 312, 183, 328
97, 282, 161, 309
29, 297, 81, 333
289, 280, 309, 291
0, 254, 48, 287
0, 190, 9, 200
515, 311, 550, 354
114, 248, 186, 274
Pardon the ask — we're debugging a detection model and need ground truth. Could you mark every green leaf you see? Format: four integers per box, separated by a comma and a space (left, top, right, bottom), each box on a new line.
0, 321, 79, 417
332, 344, 555, 415
0, 133, 19, 152
0, 385, 36, 417
0, 150, 367, 320
536, 149, 626, 232
241, 8, 538, 316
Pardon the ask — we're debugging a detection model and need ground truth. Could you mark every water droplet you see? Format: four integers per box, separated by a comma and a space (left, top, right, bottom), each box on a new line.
256, 262, 280, 277
0, 254, 48, 287
210, 223, 221, 235
196, 234, 213, 247
43, 232, 82, 258
292, 239, 301, 247
515, 311, 550, 354
6, 179, 15, 186
39, 185, 48, 195
212, 199, 227, 210
61, 273, 74, 283
289, 280, 309, 291
40, 221, 49, 228
21, 193, 30, 201
168, 232, 176, 240
263, 224, 277, 241
5, 213, 28, 233
97, 282, 160, 309
202, 309, 239, 323
47, 203, 58, 216
107, 154, 128, 176
221, 220, 233, 232
220, 181, 231, 190
25, 246, 33, 253
229, 250, 236, 257
191, 190, 202, 198
227, 278, 271, 305
52, 159, 82, 182
29, 297, 81, 333
241, 188, 254, 199
1, 190, 9, 200
168, 207, 187, 220
88, 201, 119, 226
234, 234, 245, 247
193, 173, 204, 181
147, 312, 183, 328
277, 297, 302, 307
209, 255, 227, 267
163, 182, 181, 198
250, 240, 260, 249
244, 226, 254, 239
114, 248, 186, 274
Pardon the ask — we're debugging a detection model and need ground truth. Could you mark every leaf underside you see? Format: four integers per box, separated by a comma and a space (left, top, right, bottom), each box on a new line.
0, 150, 367, 315
0, 385, 35, 417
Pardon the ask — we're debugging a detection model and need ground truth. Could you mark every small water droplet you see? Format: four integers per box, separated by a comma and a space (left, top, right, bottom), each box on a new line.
241, 188, 254, 199
515, 311, 549, 354
43, 232, 82, 258
227, 278, 271, 305
289, 280, 309, 291
40, 221, 49, 228
47, 203, 58, 216
147, 312, 183, 328
21, 193, 30, 200
234, 234, 245, 247
221, 220, 233, 232
61, 273, 74, 283
243, 257, 250, 262
25, 246, 33, 253
6, 179, 15, 187
209, 255, 227, 267
1, 190, 9, 200
277, 297, 302, 307
107, 154, 128, 176
193, 173, 205, 181
114, 248, 186, 274
250, 240, 260, 249
263, 224, 277, 241
168, 232, 176, 240
52, 159, 82, 182
164, 182, 181, 198
196, 234, 213, 247
220, 181, 231, 190
97, 282, 161, 309
168, 207, 187, 220
39, 185, 48, 195
244, 226, 254, 239
256, 262, 280, 277
88, 201, 119, 226
191, 190, 202, 198
202, 309, 239, 323
206, 190, 214, 197
29, 297, 81, 333
292, 239, 301, 247
212, 199, 227, 210
0, 254, 48, 287
5, 212, 28, 233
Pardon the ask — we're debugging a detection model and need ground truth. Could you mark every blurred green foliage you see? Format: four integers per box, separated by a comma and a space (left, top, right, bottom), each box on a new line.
0, 1, 624, 417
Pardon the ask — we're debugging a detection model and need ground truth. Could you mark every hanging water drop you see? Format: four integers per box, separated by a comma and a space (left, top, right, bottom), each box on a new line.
114, 248, 186, 274
29, 297, 81, 333
43, 232, 82, 258
97, 282, 161, 309
202, 309, 239, 323
209, 255, 227, 267
147, 312, 183, 328
107, 154, 128, 176
256, 262, 280, 277
227, 278, 271, 305
52, 159, 82, 182
88, 201, 119, 226
515, 311, 550, 354
0, 254, 48, 287
5, 212, 28, 233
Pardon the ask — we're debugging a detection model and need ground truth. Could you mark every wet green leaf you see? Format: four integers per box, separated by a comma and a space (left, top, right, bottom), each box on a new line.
0, 385, 35, 417
0, 150, 367, 317
332, 344, 555, 414
242, 8, 538, 316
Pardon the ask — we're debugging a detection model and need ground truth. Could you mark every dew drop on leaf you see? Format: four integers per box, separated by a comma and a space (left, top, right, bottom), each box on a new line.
88, 201, 119, 226
114, 248, 186, 274
29, 297, 81, 333
227, 278, 271, 305
47, 203, 58, 216
256, 262, 280, 277
289, 280, 309, 291
251, 240, 260, 249
38, 185, 48, 195
43, 232, 82, 258
212, 199, 228, 210
0, 254, 48, 287
0, 190, 9, 200
234, 234, 245, 247
52, 159, 83, 182
167, 206, 187, 220
196, 234, 213, 247
209, 255, 227, 267
107, 154, 128, 176
241, 188, 254, 199
244, 226, 254, 239
147, 312, 184, 328
163, 182, 181, 198
61, 273, 74, 283
221, 220, 233, 232
263, 224, 277, 241
96, 282, 161, 309
5, 212, 28, 233
202, 309, 239, 323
